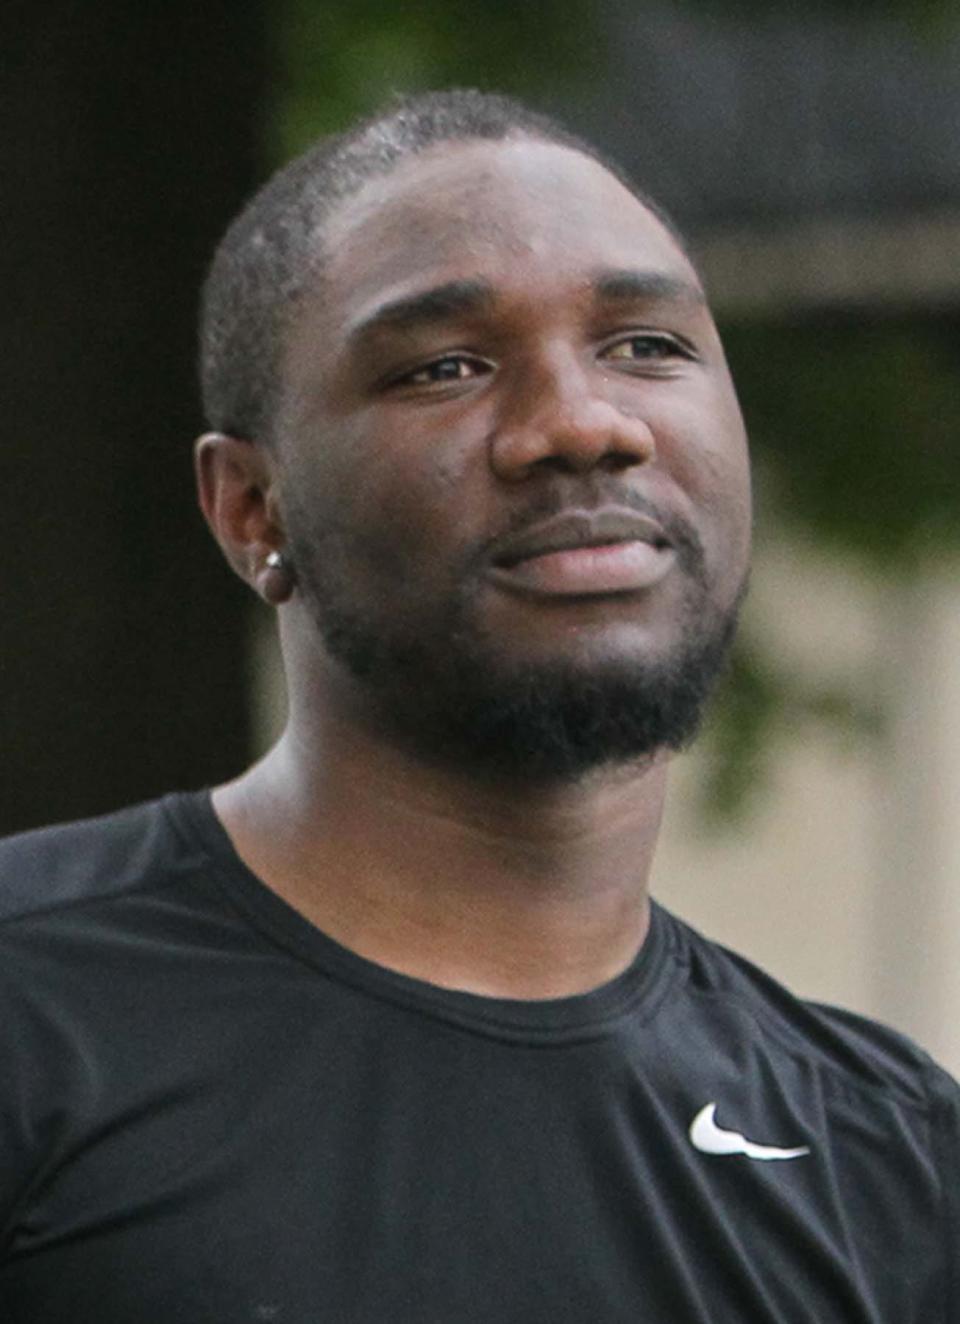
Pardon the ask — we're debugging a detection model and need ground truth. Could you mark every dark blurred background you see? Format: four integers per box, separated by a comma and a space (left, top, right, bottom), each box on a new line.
4, 0, 959, 832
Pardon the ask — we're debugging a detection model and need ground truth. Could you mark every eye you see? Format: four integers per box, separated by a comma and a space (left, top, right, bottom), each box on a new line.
601, 333, 694, 365
394, 354, 491, 388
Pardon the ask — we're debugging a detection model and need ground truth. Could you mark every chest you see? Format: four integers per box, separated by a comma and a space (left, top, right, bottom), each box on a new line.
0, 983, 939, 1322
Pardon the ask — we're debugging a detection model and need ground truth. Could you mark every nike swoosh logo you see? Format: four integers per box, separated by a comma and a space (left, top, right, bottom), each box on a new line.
689, 1102, 811, 1161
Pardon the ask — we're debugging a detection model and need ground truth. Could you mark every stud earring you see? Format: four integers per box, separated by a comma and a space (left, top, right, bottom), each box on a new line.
258, 549, 296, 605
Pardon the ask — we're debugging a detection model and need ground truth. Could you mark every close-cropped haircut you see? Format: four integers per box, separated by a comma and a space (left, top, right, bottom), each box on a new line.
199, 88, 685, 447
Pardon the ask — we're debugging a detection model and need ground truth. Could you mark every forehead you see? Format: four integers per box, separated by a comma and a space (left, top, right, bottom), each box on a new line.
315, 139, 700, 328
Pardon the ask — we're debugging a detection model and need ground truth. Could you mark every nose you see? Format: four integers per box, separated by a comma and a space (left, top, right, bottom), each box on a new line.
489, 354, 656, 481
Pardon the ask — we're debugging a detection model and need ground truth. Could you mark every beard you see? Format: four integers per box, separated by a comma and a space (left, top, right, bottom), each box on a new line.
286, 494, 744, 785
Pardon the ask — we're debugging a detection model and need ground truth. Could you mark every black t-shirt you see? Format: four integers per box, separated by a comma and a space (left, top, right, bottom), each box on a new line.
0, 792, 956, 1322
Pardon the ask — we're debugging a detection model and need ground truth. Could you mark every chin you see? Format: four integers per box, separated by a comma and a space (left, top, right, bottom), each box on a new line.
490, 614, 693, 677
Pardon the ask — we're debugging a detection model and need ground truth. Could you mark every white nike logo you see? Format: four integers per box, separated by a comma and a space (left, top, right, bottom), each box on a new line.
689, 1102, 811, 1161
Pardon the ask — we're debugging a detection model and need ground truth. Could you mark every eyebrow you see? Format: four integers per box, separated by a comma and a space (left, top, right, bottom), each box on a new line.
591, 268, 706, 306
345, 266, 705, 352
346, 279, 496, 348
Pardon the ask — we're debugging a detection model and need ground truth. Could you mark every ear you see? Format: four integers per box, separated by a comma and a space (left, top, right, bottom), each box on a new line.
194, 432, 289, 603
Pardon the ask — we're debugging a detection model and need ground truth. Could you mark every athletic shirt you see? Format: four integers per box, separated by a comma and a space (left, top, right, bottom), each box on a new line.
0, 792, 956, 1322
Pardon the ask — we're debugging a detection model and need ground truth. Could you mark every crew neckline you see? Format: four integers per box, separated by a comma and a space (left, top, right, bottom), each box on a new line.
166, 789, 680, 1046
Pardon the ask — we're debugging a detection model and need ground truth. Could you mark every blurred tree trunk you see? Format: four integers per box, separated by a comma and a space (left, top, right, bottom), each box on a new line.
1, 0, 268, 832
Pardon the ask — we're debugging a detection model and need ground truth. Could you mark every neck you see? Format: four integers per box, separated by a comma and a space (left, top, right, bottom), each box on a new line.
214, 705, 669, 1000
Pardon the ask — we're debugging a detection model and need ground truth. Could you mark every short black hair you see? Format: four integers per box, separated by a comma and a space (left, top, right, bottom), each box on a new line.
199, 88, 686, 446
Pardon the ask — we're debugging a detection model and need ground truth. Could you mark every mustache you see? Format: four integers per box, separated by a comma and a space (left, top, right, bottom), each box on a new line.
467, 486, 706, 585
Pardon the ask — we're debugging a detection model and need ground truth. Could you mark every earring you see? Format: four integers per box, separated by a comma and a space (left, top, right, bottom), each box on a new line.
258, 549, 296, 605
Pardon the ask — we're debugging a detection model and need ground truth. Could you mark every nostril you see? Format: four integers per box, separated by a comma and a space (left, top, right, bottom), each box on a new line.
602, 449, 652, 473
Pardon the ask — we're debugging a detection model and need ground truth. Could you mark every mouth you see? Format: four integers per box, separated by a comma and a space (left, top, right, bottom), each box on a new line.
488, 508, 676, 598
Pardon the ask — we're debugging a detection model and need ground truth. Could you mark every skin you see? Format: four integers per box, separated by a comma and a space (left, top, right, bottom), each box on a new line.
195, 138, 752, 999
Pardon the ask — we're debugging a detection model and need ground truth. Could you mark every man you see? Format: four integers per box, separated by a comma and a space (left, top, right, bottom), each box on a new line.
0, 90, 956, 1321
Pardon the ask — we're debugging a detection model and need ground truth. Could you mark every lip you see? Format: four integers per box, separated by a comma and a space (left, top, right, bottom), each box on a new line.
488, 508, 676, 597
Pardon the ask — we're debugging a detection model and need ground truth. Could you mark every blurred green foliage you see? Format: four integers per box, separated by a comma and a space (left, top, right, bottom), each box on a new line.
274, 0, 600, 158
696, 315, 959, 821
725, 319, 960, 569
695, 635, 883, 827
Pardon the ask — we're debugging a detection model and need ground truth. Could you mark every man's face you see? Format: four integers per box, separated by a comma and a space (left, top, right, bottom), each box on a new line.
276, 138, 752, 780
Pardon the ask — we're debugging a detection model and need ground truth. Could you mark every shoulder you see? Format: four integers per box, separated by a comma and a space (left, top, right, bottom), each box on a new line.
660, 903, 960, 1115
0, 794, 204, 927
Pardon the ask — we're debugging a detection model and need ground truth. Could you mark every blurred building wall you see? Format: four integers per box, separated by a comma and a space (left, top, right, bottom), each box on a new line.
653, 546, 960, 1078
